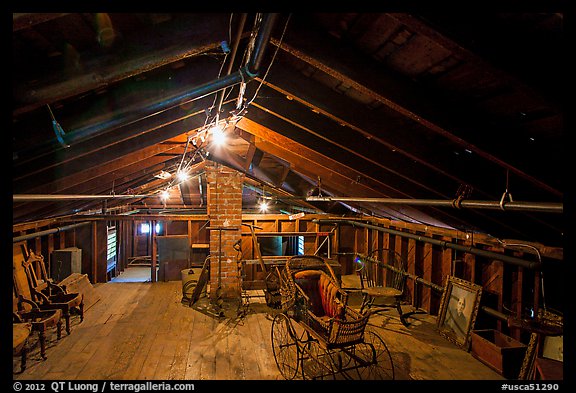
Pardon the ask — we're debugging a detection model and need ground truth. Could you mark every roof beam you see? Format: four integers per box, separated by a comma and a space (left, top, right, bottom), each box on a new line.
273, 30, 561, 197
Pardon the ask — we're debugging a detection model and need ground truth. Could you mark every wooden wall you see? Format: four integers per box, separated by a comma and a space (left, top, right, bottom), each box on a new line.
13, 213, 562, 342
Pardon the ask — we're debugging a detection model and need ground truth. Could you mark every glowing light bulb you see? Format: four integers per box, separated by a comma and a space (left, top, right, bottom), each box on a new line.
160, 189, 170, 201
177, 170, 189, 182
258, 200, 269, 212
210, 124, 226, 146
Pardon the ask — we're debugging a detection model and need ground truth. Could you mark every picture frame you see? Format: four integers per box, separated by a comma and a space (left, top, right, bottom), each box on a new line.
518, 308, 563, 379
437, 276, 483, 350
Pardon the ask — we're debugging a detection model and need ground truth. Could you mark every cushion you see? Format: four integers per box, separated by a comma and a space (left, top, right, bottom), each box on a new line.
294, 270, 324, 316
319, 273, 345, 319
13, 322, 32, 352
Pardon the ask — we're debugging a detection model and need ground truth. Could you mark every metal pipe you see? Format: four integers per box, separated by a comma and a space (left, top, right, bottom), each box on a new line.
215, 13, 247, 118
14, 194, 151, 201
22, 14, 279, 152
481, 306, 509, 321
13, 221, 91, 242
246, 13, 279, 76
306, 196, 562, 213
319, 219, 541, 270
339, 252, 445, 292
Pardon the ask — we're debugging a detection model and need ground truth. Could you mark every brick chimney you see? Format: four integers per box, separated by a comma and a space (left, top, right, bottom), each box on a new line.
205, 161, 243, 299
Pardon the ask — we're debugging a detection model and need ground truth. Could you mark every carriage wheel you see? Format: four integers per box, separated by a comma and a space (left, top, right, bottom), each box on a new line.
300, 335, 336, 380
271, 313, 300, 380
353, 329, 394, 380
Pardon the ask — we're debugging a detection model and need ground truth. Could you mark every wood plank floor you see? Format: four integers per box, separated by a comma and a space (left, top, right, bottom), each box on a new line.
14, 270, 504, 381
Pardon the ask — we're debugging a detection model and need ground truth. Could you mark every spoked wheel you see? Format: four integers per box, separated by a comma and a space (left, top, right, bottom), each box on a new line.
271, 313, 300, 380
352, 329, 394, 380
300, 334, 336, 380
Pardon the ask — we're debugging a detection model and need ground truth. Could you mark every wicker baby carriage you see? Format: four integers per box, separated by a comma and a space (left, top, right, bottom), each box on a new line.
271, 255, 394, 380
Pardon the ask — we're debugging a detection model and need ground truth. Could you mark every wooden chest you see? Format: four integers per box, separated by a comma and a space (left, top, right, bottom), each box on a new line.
471, 329, 527, 379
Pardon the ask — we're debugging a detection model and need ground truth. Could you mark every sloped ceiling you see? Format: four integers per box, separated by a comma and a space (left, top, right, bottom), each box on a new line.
12, 12, 564, 246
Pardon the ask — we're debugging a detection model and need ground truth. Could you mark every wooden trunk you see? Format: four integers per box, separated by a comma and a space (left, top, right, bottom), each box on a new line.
470, 329, 527, 379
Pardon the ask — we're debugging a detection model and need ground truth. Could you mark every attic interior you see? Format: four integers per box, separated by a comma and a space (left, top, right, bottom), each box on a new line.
12, 12, 566, 381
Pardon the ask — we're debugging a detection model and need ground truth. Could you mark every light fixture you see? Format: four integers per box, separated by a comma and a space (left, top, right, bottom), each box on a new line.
176, 170, 189, 182
160, 189, 170, 201
209, 123, 226, 146
154, 171, 172, 180
258, 200, 269, 213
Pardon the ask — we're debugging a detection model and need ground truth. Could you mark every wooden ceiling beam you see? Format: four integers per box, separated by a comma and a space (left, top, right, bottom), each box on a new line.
13, 13, 70, 31
258, 63, 500, 200
13, 13, 230, 116
14, 98, 230, 191
19, 138, 185, 195
273, 30, 561, 198
246, 99, 452, 199
237, 117, 463, 225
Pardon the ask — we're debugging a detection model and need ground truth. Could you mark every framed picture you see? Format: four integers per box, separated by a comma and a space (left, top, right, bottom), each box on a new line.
437, 276, 482, 350
539, 308, 563, 362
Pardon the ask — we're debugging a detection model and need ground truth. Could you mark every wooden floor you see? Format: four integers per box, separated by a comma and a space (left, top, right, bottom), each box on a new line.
14, 268, 504, 381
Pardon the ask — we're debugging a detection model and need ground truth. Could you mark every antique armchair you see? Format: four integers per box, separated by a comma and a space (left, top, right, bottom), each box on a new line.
14, 241, 84, 335
357, 248, 410, 327
13, 321, 32, 373
13, 282, 62, 360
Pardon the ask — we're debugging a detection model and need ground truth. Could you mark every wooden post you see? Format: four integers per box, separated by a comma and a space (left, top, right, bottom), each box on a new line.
407, 238, 417, 307
151, 220, 157, 283
464, 252, 477, 283
92, 221, 98, 283
441, 236, 453, 279
511, 266, 524, 341
422, 242, 433, 313
34, 237, 42, 257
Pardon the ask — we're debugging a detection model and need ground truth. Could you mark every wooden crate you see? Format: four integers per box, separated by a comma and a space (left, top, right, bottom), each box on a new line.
471, 329, 527, 379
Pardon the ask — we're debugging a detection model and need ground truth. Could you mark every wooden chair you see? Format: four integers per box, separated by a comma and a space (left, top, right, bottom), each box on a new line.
357, 248, 410, 326
13, 282, 62, 360
14, 242, 84, 335
13, 321, 32, 373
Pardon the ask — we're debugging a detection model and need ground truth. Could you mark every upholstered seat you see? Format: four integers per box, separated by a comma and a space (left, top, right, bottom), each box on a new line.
14, 242, 84, 335
294, 270, 345, 320
13, 295, 62, 360
13, 322, 32, 373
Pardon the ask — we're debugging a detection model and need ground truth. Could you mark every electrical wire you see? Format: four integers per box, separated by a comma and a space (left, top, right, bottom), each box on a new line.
499, 239, 545, 314
245, 13, 292, 107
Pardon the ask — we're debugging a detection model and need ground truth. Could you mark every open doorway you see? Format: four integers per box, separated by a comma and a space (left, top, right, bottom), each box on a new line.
110, 221, 161, 283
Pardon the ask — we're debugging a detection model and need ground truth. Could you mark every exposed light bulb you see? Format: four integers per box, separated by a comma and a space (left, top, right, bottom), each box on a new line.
210, 124, 226, 146
177, 170, 189, 182
160, 189, 170, 201
258, 200, 269, 212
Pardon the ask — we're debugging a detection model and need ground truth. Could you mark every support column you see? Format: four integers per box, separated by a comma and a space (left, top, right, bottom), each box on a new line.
205, 162, 244, 299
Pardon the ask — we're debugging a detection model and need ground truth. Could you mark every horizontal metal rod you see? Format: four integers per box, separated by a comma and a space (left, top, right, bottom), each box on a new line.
13, 221, 91, 242
356, 253, 445, 292
240, 231, 334, 237
320, 219, 541, 270
306, 196, 562, 213
14, 194, 152, 201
